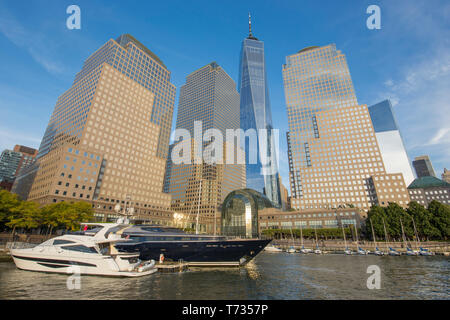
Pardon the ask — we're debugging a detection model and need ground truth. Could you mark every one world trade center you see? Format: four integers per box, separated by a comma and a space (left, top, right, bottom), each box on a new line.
238, 14, 281, 206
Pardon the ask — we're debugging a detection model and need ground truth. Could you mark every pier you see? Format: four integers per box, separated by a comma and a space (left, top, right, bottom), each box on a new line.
156, 261, 189, 273
270, 239, 450, 255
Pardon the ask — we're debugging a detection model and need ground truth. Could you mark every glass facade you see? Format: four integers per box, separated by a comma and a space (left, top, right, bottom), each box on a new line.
0, 150, 22, 181
369, 100, 398, 132
369, 100, 415, 185
0, 146, 37, 182
221, 189, 274, 238
413, 156, 436, 178
238, 33, 281, 207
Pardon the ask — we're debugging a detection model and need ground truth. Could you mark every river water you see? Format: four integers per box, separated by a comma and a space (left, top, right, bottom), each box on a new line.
0, 252, 448, 299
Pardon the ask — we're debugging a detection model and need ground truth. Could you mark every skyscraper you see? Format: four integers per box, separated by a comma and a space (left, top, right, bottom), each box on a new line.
283, 44, 410, 210
0, 145, 37, 190
442, 168, 450, 184
238, 14, 281, 206
413, 155, 436, 178
166, 62, 245, 233
38, 34, 176, 162
24, 35, 174, 223
369, 99, 414, 185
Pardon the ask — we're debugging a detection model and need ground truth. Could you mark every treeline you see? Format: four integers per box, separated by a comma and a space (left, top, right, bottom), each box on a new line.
261, 201, 449, 241
366, 201, 449, 241
0, 190, 93, 235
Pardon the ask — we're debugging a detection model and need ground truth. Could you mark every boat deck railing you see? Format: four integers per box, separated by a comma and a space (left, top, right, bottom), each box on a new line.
6, 242, 38, 250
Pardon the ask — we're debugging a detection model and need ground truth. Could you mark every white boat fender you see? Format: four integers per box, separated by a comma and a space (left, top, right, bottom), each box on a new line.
159, 253, 165, 264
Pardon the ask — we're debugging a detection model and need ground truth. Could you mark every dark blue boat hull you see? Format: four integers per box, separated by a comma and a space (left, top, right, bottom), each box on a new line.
115, 239, 271, 265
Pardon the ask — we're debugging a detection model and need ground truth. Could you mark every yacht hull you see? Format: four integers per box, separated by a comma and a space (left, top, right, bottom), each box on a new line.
115, 239, 271, 266
11, 251, 157, 277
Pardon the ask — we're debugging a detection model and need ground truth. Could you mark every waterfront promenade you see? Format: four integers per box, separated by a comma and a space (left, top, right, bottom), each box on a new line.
1, 231, 449, 256
272, 239, 450, 254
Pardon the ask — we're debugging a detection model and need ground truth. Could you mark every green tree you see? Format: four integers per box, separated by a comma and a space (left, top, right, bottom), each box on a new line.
6, 200, 42, 238
385, 203, 412, 240
0, 190, 20, 229
44, 201, 94, 231
40, 203, 60, 237
428, 200, 450, 240
407, 201, 441, 240
365, 205, 387, 240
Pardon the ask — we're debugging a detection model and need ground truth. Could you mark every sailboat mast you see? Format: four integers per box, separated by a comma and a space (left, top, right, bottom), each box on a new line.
341, 223, 347, 249
411, 216, 420, 249
314, 225, 319, 249
290, 227, 294, 246
195, 179, 202, 235
400, 217, 408, 249
300, 225, 304, 247
370, 218, 377, 248
382, 217, 389, 251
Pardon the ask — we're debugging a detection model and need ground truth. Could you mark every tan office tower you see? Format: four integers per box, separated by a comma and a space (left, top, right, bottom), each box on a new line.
38, 34, 176, 161
283, 44, 409, 211
26, 35, 175, 223
166, 62, 245, 233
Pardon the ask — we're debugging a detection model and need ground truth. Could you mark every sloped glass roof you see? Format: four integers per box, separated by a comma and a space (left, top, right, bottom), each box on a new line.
408, 176, 450, 189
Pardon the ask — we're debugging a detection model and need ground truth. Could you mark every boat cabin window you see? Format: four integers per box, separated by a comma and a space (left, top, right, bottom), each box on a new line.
61, 245, 98, 254
53, 240, 76, 245
98, 243, 111, 255
140, 227, 184, 233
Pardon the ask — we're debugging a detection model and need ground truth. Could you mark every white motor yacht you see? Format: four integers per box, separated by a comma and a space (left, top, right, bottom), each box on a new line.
10, 223, 157, 277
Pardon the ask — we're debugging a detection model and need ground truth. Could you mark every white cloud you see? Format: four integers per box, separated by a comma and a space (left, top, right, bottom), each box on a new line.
0, 9, 65, 74
428, 128, 450, 145
384, 79, 394, 87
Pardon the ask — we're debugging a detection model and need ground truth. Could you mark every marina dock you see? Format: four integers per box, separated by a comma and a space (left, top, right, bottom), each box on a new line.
156, 261, 189, 273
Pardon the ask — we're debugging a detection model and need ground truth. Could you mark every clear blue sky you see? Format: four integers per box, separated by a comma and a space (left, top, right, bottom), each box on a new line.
0, 0, 449, 191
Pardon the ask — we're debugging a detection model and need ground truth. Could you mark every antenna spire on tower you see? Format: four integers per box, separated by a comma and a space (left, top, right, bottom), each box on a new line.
247, 12, 258, 40
248, 12, 252, 37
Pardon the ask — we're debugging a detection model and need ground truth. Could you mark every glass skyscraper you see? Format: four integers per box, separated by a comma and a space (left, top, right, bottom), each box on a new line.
413, 155, 436, 178
238, 16, 281, 206
368, 99, 415, 185
0, 145, 37, 182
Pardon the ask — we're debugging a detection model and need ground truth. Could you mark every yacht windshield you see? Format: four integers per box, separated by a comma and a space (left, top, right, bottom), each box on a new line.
61, 245, 99, 254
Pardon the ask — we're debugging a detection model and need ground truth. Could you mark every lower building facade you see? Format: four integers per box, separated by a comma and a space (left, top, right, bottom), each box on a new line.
221, 188, 367, 238
407, 176, 450, 206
